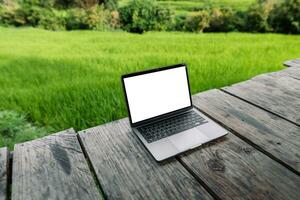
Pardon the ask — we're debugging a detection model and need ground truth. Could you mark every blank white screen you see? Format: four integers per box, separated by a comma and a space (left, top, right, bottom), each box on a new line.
123, 66, 191, 123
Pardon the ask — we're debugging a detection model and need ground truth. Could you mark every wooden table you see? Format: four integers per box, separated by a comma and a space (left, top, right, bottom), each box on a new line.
1, 60, 299, 200
284, 58, 300, 68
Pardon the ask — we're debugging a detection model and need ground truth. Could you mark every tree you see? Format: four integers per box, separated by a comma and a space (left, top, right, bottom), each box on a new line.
119, 0, 172, 33
184, 10, 210, 32
208, 8, 235, 32
269, 0, 300, 33
244, 0, 273, 32
75, 0, 117, 10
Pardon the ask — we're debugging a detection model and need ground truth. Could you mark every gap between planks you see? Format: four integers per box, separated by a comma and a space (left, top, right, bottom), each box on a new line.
283, 59, 300, 68
7, 152, 13, 200
222, 68, 300, 126
220, 89, 300, 128
4, 133, 105, 200
175, 156, 222, 200
76, 134, 107, 200
195, 89, 299, 176
0, 148, 9, 200
11, 129, 102, 200
78, 119, 214, 200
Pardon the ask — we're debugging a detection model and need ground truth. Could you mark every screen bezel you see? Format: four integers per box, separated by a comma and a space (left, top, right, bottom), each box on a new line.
121, 63, 193, 127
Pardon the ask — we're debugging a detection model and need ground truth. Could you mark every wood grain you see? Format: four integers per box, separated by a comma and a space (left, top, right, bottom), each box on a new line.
0, 147, 8, 200
11, 129, 102, 200
79, 119, 213, 200
284, 58, 300, 68
280, 67, 300, 80
223, 73, 300, 125
179, 132, 300, 200
192, 89, 300, 173
260, 67, 300, 81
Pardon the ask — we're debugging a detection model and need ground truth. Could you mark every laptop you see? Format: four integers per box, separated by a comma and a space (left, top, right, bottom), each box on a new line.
121, 64, 228, 161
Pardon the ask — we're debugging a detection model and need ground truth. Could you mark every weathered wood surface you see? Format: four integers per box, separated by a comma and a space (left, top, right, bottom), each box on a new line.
179, 133, 300, 200
7, 63, 300, 199
284, 58, 300, 68
223, 73, 300, 125
192, 89, 300, 173
279, 66, 300, 80
12, 129, 102, 200
0, 148, 8, 200
79, 119, 213, 200
264, 67, 300, 80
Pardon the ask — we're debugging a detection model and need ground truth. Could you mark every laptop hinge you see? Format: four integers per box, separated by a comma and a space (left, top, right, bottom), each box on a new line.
134, 107, 193, 128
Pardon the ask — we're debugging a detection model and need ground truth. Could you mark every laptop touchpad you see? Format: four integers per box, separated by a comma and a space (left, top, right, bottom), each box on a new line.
168, 128, 210, 152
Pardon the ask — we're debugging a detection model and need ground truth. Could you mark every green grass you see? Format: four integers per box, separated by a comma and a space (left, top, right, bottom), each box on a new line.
0, 27, 300, 148
0, 110, 52, 149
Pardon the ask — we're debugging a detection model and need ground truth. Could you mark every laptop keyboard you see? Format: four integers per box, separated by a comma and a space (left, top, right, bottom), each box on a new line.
137, 110, 208, 143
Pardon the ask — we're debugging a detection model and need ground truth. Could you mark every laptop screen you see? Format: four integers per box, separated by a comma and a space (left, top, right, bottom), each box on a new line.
123, 65, 191, 124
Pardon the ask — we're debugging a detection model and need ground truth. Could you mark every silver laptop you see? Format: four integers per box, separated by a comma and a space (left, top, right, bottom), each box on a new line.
122, 64, 228, 161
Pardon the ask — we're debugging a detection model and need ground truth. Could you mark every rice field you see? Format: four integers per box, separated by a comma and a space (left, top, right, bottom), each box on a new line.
0, 27, 299, 148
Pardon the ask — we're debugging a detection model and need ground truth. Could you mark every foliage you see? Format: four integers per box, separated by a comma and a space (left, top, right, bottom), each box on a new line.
66, 5, 118, 30
38, 9, 66, 30
21, 0, 86, 9
207, 8, 236, 32
170, 13, 186, 31
269, 0, 300, 34
230, 10, 247, 32
119, 0, 172, 33
0, 110, 52, 150
120, 0, 256, 14
65, 8, 85, 29
184, 10, 210, 32
110, 10, 120, 28
18, 0, 117, 10
83, 0, 120, 10
77, 0, 118, 10
20, 0, 55, 8
0, 4, 24, 26
103, 0, 118, 10
55, 0, 76, 8
1, 0, 300, 33
24, 5, 44, 26
0, 2, 118, 31
83, 5, 111, 30
0, 110, 27, 138
244, 0, 273, 32
179, 0, 300, 34
0, 4, 67, 30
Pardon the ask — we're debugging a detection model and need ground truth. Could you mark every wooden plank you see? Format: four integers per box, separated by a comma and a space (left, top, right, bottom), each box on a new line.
12, 129, 102, 200
263, 67, 300, 80
0, 147, 8, 200
280, 67, 300, 80
179, 126, 300, 199
223, 74, 300, 125
284, 58, 300, 68
78, 119, 213, 200
180, 133, 300, 200
192, 89, 300, 173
